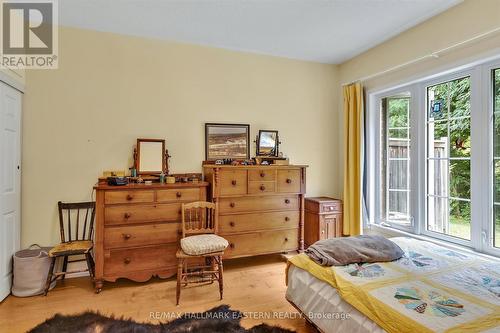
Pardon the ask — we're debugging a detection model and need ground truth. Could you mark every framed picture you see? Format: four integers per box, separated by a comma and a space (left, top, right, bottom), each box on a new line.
205, 123, 250, 160
256, 130, 279, 157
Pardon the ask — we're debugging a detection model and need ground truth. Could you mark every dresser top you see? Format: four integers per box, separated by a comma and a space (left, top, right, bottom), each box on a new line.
94, 181, 209, 190
202, 164, 308, 169
305, 196, 341, 203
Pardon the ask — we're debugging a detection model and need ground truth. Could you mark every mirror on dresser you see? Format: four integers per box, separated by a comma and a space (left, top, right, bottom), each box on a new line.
134, 138, 169, 175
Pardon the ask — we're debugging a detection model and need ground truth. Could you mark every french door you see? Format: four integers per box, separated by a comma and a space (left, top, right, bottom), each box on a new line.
0, 82, 21, 301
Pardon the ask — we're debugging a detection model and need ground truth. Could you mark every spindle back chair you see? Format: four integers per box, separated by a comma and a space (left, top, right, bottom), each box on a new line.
44, 201, 96, 295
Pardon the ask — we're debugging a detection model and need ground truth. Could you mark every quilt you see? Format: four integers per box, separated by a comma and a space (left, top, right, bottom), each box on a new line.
286, 237, 500, 333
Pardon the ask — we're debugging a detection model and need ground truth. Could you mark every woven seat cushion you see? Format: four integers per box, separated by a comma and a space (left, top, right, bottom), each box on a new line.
180, 234, 229, 256
49, 240, 93, 257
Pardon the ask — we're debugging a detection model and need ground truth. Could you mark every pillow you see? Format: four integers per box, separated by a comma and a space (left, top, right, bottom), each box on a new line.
305, 235, 404, 266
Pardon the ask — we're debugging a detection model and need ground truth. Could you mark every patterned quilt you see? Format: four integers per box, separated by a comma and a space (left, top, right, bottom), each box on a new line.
286, 237, 500, 333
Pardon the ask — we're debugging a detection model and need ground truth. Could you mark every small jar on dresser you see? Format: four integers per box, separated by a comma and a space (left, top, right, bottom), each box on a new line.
304, 197, 343, 247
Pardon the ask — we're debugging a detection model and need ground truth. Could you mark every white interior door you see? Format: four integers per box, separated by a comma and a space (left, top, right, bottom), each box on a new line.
0, 82, 21, 301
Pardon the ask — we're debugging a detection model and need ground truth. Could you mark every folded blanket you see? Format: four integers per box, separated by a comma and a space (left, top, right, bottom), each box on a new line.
304, 235, 404, 266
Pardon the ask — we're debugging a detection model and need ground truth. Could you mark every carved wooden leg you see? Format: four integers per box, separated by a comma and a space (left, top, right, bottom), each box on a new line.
176, 258, 183, 305
44, 257, 56, 296
61, 256, 68, 280
217, 256, 223, 300
94, 279, 103, 294
85, 252, 95, 279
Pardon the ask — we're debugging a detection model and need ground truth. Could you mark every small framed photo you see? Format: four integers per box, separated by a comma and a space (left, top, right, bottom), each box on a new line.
205, 123, 250, 160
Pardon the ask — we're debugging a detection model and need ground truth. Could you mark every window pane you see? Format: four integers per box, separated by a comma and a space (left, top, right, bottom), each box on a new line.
427, 77, 471, 240
389, 191, 408, 216
428, 83, 448, 120
494, 204, 500, 248
428, 196, 447, 233
494, 69, 500, 248
449, 199, 471, 240
388, 140, 409, 158
428, 159, 448, 197
450, 160, 470, 199
449, 118, 471, 157
449, 77, 471, 119
389, 160, 408, 189
388, 98, 409, 127
381, 94, 411, 225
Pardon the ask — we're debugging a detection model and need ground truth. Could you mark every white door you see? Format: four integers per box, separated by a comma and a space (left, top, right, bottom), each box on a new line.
0, 82, 21, 301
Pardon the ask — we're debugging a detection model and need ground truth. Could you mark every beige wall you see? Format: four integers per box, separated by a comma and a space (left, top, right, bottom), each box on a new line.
22, 27, 339, 247
337, 0, 500, 198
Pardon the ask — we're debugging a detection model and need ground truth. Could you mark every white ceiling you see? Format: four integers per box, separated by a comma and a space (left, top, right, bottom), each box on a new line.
59, 0, 462, 64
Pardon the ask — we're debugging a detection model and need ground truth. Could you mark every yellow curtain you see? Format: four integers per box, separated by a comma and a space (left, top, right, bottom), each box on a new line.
343, 82, 363, 236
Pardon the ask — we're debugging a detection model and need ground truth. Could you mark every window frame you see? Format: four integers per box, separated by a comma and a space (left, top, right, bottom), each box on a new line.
366, 57, 500, 257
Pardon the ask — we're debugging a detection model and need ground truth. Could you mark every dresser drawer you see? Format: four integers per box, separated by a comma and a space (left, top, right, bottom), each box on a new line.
156, 188, 200, 203
321, 202, 342, 213
219, 211, 299, 234
248, 169, 276, 181
223, 229, 298, 258
277, 169, 301, 193
248, 181, 275, 194
219, 195, 299, 214
104, 203, 181, 225
104, 223, 180, 249
105, 191, 154, 205
219, 170, 248, 196
104, 244, 177, 276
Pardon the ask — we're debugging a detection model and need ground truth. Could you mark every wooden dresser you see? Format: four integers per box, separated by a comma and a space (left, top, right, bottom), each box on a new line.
304, 197, 343, 247
93, 182, 208, 292
203, 165, 307, 258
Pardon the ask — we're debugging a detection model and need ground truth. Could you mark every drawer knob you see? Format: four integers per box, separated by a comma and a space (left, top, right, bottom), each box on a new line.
178, 209, 182, 214
176, 192, 182, 198
285, 217, 290, 222
260, 172, 265, 178
124, 257, 131, 264
229, 221, 235, 227
260, 185, 266, 191
230, 202, 235, 208
329, 206, 334, 211
229, 243, 235, 249
126, 194, 133, 201
122, 233, 131, 240
286, 178, 292, 184
124, 213, 131, 219
285, 199, 290, 204
284, 237, 289, 242
231, 180, 237, 186
321, 230, 325, 234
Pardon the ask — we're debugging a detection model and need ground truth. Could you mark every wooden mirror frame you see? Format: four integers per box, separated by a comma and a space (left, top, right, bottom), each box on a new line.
134, 138, 168, 175
256, 130, 279, 157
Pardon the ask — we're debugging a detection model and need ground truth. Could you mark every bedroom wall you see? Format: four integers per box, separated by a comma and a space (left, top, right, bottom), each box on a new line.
338, 0, 500, 201
22, 27, 339, 247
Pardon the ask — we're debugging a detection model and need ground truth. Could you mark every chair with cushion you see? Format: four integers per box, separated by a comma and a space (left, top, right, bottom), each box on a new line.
44, 201, 95, 295
176, 201, 228, 305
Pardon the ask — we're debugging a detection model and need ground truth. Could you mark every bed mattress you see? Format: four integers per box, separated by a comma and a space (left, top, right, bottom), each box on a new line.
286, 265, 385, 333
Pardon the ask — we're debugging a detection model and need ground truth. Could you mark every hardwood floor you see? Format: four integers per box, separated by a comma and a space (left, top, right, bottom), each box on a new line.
0, 254, 313, 333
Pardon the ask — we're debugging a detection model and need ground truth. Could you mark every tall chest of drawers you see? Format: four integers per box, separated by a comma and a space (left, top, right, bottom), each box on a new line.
93, 182, 208, 292
203, 165, 307, 258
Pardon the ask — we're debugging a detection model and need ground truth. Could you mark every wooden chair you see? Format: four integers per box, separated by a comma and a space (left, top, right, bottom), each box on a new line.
44, 201, 95, 295
176, 201, 228, 305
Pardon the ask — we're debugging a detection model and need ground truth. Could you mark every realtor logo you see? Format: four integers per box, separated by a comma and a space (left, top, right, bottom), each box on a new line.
1, 0, 58, 69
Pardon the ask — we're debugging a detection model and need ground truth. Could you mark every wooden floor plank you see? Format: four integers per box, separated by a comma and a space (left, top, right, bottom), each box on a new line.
0, 254, 313, 333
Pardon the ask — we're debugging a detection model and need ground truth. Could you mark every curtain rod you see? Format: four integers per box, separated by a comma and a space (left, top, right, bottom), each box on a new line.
342, 26, 500, 86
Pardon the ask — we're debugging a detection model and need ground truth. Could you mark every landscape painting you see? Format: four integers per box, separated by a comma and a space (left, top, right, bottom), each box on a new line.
205, 123, 250, 160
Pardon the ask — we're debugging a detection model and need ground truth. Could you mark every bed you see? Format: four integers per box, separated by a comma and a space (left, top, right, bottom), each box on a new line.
286, 237, 500, 333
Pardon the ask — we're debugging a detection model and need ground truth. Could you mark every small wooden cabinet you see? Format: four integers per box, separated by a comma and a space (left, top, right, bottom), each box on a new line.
304, 197, 343, 247
93, 182, 208, 292
203, 165, 307, 258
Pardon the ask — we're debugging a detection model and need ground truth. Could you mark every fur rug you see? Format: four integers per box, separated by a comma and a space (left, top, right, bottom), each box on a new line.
28, 305, 296, 333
